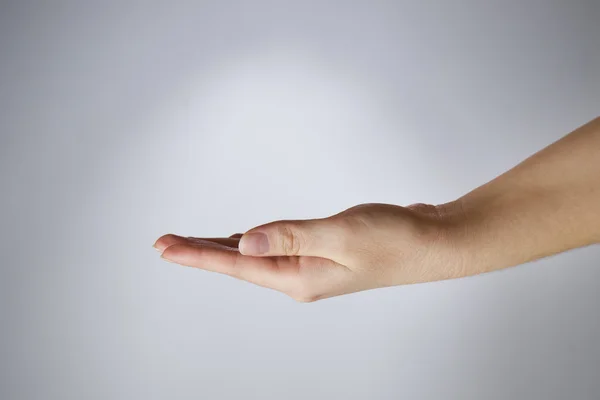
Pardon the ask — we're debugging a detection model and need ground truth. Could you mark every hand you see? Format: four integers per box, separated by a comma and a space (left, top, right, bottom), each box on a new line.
155, 117, 600, 301
153, 202, 464, 302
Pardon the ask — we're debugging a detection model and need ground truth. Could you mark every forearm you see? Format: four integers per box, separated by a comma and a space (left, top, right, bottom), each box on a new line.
441, 116, 600, 276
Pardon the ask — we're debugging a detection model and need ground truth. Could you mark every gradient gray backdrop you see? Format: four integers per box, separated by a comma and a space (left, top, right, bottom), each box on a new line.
1, 1, 599, 399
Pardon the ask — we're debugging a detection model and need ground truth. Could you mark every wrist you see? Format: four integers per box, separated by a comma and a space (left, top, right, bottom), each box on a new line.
431, 199, 477, 279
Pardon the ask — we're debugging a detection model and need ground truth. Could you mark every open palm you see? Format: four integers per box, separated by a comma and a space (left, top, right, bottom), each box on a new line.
154, 203, 456, 301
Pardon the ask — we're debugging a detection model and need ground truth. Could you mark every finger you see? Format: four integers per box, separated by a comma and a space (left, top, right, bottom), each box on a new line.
160, 243, 286, 290
154, 234, 240, 252
162, 241, 355, 301
187, 237, 240, 248
154, 234, 190, 252
238, 218, 344, 258
229, 233, 243, 239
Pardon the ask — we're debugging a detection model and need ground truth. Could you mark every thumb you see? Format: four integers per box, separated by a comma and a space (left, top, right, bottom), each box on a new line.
239, 218, 342, 258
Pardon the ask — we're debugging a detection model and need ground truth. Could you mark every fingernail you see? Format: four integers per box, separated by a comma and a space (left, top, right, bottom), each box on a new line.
239, 232, 269, 255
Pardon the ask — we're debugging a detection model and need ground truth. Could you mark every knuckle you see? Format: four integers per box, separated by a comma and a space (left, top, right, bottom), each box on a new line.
278, 224, 302, 256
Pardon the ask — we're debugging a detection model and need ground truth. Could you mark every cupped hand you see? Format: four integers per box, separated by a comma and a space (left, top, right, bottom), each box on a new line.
153, 202, 465, 302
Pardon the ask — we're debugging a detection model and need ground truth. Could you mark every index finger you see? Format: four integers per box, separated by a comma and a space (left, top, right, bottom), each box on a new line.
160, 242, 286, 291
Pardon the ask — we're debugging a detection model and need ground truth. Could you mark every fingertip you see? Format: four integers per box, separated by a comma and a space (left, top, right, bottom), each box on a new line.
160, 243, 187, 262
154, 233, 187, 252
159, 253, 175, 263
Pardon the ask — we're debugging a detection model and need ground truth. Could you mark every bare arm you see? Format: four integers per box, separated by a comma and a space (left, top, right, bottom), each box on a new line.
442, 116, 600, 276
154, 117, 600, 301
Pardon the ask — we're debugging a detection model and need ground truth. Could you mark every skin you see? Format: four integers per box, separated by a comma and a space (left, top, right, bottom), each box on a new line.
154, 116, 600, 302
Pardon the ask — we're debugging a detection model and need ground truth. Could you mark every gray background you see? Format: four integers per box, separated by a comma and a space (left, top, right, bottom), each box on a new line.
1, 1, 599, 399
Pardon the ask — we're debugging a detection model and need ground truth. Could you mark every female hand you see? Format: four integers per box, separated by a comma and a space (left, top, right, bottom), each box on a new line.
154, 202, 463, 302
154, 117, 600, 301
